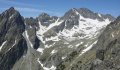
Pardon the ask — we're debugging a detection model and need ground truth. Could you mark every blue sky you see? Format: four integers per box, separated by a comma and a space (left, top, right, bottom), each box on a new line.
0, 0, 120, 17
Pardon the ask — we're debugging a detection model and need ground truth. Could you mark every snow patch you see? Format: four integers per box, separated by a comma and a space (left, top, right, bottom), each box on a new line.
46, 36, 60, 42
58, 14, 111, 39
81, 42, 84, 44
45, 42, 55, 48
12, 40, 16, 47
0, 41, 7, 51
37, 18, 63, 35
62, 36, 77, 42
36, 21, 46, 44
51, 49, 57, 54
44, 18, 63, 33
36, 19, 63, 44
7, 40, 17, 51
37, 48, 44, 54
25, 30, 33, 48
37, 58, 56, 70
72, 8, 79, 15
75, 42, 83, 47
37, 35, 45, 44
117, 31, 119, 35
68, 45, 73, 48
98, 14, 102, 17
85, 44, 88, 47
62, 56, 67, 59
111, 33, 114, 38
79, 40, 97, 56
37, 20, 47, 35
76, 44, 80, 47
64, 42, 69, 44
29, 26, 32, 28
9, 14, 14, 19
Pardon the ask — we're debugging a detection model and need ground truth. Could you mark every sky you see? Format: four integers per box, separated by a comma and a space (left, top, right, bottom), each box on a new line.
0, 0, 120, 18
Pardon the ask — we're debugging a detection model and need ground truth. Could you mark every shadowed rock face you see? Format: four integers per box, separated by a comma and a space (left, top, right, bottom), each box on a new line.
38, 13, 58, 26
25, 17, 41, 49
90, 16, 120, 70
0, 7, 28, 70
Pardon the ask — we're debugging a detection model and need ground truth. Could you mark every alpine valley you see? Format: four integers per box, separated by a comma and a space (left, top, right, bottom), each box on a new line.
0, 7, 120, 70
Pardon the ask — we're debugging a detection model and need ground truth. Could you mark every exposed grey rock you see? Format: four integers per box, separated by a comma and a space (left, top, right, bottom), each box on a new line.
90, 16, 120, 70
78, 8, 115, 21
38, 13, 58, 26
0, 7, 28, 70
25, 17, 40, 49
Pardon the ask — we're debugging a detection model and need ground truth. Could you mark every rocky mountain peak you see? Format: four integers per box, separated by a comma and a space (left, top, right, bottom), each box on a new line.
63, 8, 94, 17
78, 8, 94, 14
0, 7, 27, 70
38, 12, 58, 26
8, 7, 15, 12
71, 8, 78, 11
78, 8, 104, 20
0, 7, 20, 19
62, 8, 115, 21
39, 13, 50, 18
5, 7, 16, 14
0, 7, 25, 36
115, 16, 120, 21
62, 8, 79, 20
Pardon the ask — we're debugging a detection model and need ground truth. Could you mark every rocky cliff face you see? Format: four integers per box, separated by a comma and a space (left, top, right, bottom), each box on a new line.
25, 17, 40, 49
0, 7, 27, 70
90, 16, 120, 70
0, 7, 118, 70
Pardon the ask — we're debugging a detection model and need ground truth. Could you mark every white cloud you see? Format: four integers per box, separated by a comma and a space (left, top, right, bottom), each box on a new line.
15, 7, 42, 13
0, 0, 41, 8
0, 0, 62, 17
15, 7, 62, 17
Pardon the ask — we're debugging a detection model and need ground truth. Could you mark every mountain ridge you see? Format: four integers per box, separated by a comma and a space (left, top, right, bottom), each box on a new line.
0, 7, 119, 70
0, 7, 28, 70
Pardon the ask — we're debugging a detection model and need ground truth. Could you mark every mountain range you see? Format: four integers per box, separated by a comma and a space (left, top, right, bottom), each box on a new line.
0, 7, 120, 70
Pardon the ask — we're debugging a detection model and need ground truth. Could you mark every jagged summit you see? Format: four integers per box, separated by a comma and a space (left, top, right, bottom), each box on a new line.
0, 7, 27, 70
0, 7, 21, 19
79, 8, 94, 13
39, 12, 50, 18
38, 12, 58, 26
63, 7, 115, 21
5, 7, 16, 13
8, 7, 15, 11
66, 8, 92, 13
116, 16, 120, 20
